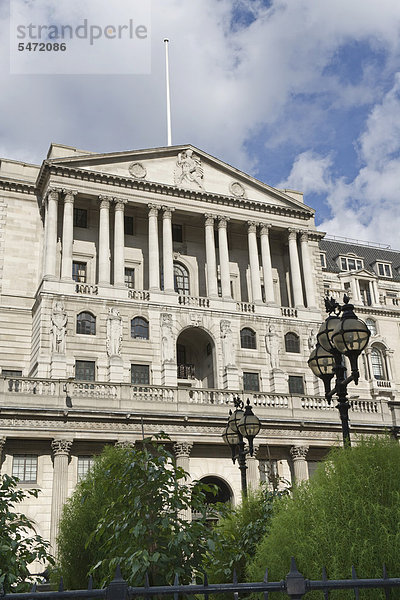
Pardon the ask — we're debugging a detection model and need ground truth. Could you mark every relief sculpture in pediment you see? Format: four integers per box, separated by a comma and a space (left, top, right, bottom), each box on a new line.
174, 149, 204, 190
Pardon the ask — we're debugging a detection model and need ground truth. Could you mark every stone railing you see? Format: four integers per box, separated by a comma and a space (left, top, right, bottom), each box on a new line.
350, 398, 379, 413
281, 307, 298, 318
6, 378, 58, 395
128, 289, 150, 301
236, 302, 255, 313
75, 283, 98, 295
178, 295, 210, 308
377, 380, 392, 388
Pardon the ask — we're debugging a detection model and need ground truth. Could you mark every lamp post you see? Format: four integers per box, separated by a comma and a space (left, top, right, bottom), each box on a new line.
222, 396, 261, 496
308, 295, 371, 447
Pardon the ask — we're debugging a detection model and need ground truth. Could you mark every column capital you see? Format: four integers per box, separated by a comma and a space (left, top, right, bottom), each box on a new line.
62, 189, 78, 202
98, 195, 113, 209
290, 445, 309, 460
260, 223, 272, 235
217, 216, 230, 229
148, 203, 160, 217
288, 228, 299, 241
115, 439, 135, 448
162, 206, 175, 218
173, 441, 193, 459
0, 436, 6, 451
204, 213, 216, 226
247, 221, 258, 234
299, 230, 309, 243
46, 188, 62, 202
114, 198, 127, 211
51, 438, 73, 456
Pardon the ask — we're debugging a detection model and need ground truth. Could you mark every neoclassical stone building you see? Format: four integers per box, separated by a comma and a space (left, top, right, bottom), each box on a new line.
0, 143, 399, 551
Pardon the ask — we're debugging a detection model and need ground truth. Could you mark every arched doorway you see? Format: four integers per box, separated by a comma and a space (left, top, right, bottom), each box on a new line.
199, 476, 233, 504
176, 327, 215, 388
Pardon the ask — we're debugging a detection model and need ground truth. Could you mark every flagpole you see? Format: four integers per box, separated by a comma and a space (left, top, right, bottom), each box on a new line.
164, 38, 172, 147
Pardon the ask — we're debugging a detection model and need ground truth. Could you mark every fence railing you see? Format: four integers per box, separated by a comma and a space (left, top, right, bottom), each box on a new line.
4, 559, 400, 600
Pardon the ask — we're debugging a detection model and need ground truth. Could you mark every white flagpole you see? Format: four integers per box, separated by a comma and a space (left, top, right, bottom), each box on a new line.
164, 38, 172, 147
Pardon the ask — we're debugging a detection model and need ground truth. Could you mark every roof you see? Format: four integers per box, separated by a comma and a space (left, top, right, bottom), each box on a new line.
319, 238, 400, 282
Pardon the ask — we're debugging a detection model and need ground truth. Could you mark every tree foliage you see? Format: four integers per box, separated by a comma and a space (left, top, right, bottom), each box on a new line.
248, 436, 400, 599
57, 439, 215, 589
0, 474, 53, 593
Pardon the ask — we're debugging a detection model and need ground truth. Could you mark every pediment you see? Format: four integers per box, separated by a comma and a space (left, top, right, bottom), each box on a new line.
43, 144, 314, 216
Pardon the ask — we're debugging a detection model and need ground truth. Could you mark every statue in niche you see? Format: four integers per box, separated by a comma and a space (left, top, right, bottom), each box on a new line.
106, 308, 122, 357
308, 329, 317, 351
265, 325, 280, 370
220, 320, 235, 367
161, 313, 174, 363
174, 149, 204, 190
51, 301, 67, 354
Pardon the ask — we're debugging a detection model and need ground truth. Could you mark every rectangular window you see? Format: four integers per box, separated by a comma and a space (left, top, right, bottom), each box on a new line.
339, 256, 363, 271
75, 360, 95, 381
243, 372, 260, 392
131, 364, 150, 385
72, 261, 87, 283
12, 455, 38, 483
124, 267, 135, 289
377, 262, 392, 278
2, 369, 22, 377
320, 253, 326, 268
73, 208, 88, 228
288, 375, 305, 395
77, 456, 94, 481
172, 224, 183, 243
124, 216, 134, 236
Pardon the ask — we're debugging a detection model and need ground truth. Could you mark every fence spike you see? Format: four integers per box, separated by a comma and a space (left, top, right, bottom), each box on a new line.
289, 556, 300, 574
351, 566, 359, 600
87, 575, 93, 590
58, 577, 64, 592
173, 573, 179, 600
232, 569, 239, 600
114, 565, 123, 581
145, 572, 150, 589
322, 566, 329, 599
203, 572, 209, 600
30, 583, 37, 593
263, 568, 269, 600
383, 564, 390, 599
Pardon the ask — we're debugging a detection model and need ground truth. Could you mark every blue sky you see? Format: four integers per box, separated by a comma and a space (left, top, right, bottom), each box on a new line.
1, 0, 400, 246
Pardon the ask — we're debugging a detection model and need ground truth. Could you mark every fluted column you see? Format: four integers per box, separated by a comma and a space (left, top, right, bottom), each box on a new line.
44, 189, 60, 279
205, 214, 218, 297
60, 190, 77, 280
98, 196, 111, 285
218, 217, 231, 299
246, 444, 261, 491
162, 206, 175, 293
113, 199, 126, 287
50, 439, 73, 551
288, 229, 304, 308
247, 222, 262, 303
290, 445, 309, 483
0, 436, 5, 470
174, 441, 193, 521
300, 232, 317, 309
372, 280, 380, 305
148, 204, 160, 291
260, 224, 275, 304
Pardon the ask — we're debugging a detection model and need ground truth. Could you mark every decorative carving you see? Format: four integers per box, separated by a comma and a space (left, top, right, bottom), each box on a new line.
148, 204, 160, 217
162, 206, 175, 219
265, 325, 281, 370
288, 228, 299, 241
229, 181, 246, 198
62, 189, 77, 203
129, 162, 147, 179
190, 313, 202, 327
220, 320, 235, 367
106, 308, 123, 357
51, 301, 67, 354
217, 216, 229, 229
98, 195, 112, 210
174, 149, 204, 190
0, 436, 5, 462
46, 188, 61, 202
204, 214, 215, 227
115, 439, 135, 448
161, 313, 174, 363
113, 198, 127, 211
51, 439, 73, 456
247, 221, 257, 234
308, 329, 317, 351
173, 441, 193, 459
290, 445, 309, 460
260, 224, 272, 236
300, 231, 309, 243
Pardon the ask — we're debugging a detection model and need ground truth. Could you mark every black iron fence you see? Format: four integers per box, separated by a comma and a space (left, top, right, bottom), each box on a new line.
3, 559, 400, 600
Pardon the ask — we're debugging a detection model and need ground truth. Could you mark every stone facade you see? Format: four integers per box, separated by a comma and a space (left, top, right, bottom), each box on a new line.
0, 143, 399, 555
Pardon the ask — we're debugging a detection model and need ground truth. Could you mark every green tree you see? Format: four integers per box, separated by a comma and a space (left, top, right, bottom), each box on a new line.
248, 436, 400, 599
57, 438, 215, 589
0, 473, 53, 593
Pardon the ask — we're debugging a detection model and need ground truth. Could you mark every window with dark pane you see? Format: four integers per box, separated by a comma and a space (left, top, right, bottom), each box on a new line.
288, 375, 304, 394
76, 312, 96, 335
2, 369, 22, 377
174, 262, 190, 295
131, 317, 149, 340
75, 360, 95, 381
240, 327, 257, 349
243, 371, 259, 391
12, 455, 38, 483
73, 208, 88, 228
124, 216, 134, 236
131, 364, 150, 385
172, 224, 183, 243
125, 268, 135, 289
371, 348, 385, 380
77, 456, 94, 481
72, 261, 87, 283
285, 332, 300, 353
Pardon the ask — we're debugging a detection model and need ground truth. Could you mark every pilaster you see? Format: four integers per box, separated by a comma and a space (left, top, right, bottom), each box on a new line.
50, 438, 73, 552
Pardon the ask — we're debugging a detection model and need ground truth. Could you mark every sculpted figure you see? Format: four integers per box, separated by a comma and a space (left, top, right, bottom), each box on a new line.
107, 308, 122, 357
308, 329, 317, 351
51, 301, 67, 354
220, 319, 235, 367
161, 313, 174, 363
175, 149, 204, 190
265, 325, 280, 370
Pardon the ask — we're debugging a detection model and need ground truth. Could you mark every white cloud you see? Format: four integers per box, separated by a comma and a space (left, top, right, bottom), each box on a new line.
277, 151, 334, 194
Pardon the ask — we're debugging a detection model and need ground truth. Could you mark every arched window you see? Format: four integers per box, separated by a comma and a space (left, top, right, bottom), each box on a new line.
198, 476, 232, 504
76, 312, 96, 335
366, 318, 377, 336
240, 327, 256, 349
371, 347, 386, 380
174, 262, 190, 295
285, 332, 300, 353
131, 317, 149, 340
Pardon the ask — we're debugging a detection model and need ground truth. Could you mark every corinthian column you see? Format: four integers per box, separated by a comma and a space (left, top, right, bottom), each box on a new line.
174, 441, 193, 521
0, 437, 5, 469
247, 222, 262, 303
98, 196, 111, 285
50, 439, 73, 551
300, 231, 317, 309
205, 214, 218, 297
148, 205, 160, 290
288, 229, 304, 308
44, 189, 60, 279
113, 199, 126, 287
246, 444, 261, 491
60, 190, 77, 280
290, 445, 309, 483
162, 206, 175, 293
217, 217, 231, 299
260, 224, 275, 304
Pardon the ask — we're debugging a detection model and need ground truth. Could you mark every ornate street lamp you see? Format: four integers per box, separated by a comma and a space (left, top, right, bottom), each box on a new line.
308, 295, 371, 446
222, 396, 261, 496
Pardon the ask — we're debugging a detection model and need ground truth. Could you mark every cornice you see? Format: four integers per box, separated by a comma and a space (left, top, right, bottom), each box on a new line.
0, 177, 36, 195
37, 163, 314, 220
356, 305, 400, 319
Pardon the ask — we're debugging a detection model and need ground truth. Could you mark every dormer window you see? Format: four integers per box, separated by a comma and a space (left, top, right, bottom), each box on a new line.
320, 252, 327, 269
376, 262, 392, 278
339, 255, 363, 272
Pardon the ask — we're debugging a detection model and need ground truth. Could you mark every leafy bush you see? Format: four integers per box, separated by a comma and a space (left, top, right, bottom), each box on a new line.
0, 474, 53, 592
57, 439, 215, 589
248, 436, 400, 599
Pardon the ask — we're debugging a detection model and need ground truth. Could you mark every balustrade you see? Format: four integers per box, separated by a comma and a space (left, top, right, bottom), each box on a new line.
75, 283, 98, 295
178, 295, 210, 308
236, 301, 255, 313
281, 307, 298, 317
128, 289, 150, 301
